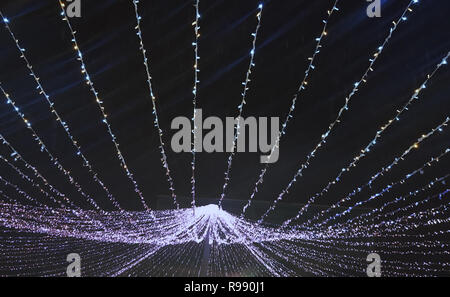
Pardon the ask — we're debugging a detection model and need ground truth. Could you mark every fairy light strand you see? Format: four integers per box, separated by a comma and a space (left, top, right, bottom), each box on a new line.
131, 0, 179, 209
282, 116, 450, 227
260, 51, 449, 223
218, 3, 264, 209
336, 174, 450, 231
191, 0, 201, 213
0, 14, 121, 209
0, 0, 449, 277
0, 84, 102, 211
257, 0, 420, 223
241, 0, 339, 217
57, 0, 150, 211
0, 153, 63, 207
0, 134, 73, 207
311, 146, 449, 228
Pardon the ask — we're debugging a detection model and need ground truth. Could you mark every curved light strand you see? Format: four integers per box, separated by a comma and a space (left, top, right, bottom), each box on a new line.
281, 116, 449, 227
57, 0, 150, 211
257, 0, 421, 223
131, 0, 179, 209
261, 52, 449, 223
218, 3, 264, 209
191, 0, 201, 213
241, 0, 340, 217
0, 84, 102, 211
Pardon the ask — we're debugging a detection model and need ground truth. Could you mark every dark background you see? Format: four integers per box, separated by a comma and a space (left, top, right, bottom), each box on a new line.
0, 0, 449, 223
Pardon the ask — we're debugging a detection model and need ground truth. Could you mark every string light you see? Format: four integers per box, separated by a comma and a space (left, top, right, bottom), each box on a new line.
0, 135, 108, 227
337, 175, 449, 231
0, 133, 73, 208
260, 51, 449, 223
1, 201, 449, 276
218, 3, 264, 209
0, 0, 448, 277
0, 84, 102, 211
281, 116, 449, 227
191, 0, 201, 214
256, 0, 421, 223
0, 14, 122, 210
57, 0, 150, 211
241, 0, 339, 217
0, 153, 63, 207
310, 147, 449, 228
0, 175, 47, 208
131, 0, 179, 209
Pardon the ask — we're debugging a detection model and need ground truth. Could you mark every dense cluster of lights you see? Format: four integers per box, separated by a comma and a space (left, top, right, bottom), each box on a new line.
0, 0, 448, 277
219, 3, 264, 209
0, 198, 449, 276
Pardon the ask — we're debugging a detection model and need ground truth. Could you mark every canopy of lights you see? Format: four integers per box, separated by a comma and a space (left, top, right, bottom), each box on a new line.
0, 0, 449, 276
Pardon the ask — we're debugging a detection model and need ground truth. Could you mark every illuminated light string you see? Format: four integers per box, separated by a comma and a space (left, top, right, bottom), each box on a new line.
131, 0, 179, 209
281, 116, 450, 227
57, 0, 150, 211
309, 146, 450, 228
305, 148, 450, 226
262, 52, 450, 224
0, 133, 73, 207
255, 0, 421, 223
0, 200, 448, 276
369, 188, 450, 230
0, 234, 157, 276
0, 134, 108, 229
191, 0, 201, 213
0, 175, 47, 208
0, 200, 443, 247
0, 189, 14, 204
353, 187, 450, 235
0, 15, 121, 209
241, 0, 340, 218
0, 153, 65, 207
311, 175, 450, 237
287, 236, 450, 259
319, 182, 449, 240
259, 241, 435, 277
1, 0, 450, 277
0, 200, 449, 276
386, 200, 450, 231
336, 187, 450, 236
0, 237, 151, 277
267, 239, 449, 277
0, 84, 102, 211
218, 3, 264, 209
338, 174, 450, 231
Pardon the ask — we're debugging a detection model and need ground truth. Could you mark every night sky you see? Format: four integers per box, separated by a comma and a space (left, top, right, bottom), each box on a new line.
0, 0, 449, 224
